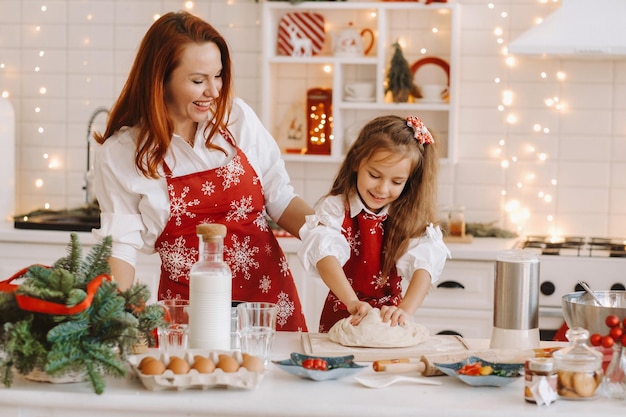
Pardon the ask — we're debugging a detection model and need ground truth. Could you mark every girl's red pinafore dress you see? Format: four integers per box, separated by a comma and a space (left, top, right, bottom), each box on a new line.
318, 210, 402, 333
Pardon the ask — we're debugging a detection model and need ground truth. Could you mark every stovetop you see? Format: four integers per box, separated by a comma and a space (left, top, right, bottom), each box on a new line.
520, 235, 626, 258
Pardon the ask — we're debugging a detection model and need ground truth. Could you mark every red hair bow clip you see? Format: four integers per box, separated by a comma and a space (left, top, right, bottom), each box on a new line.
406, 116, 434, 145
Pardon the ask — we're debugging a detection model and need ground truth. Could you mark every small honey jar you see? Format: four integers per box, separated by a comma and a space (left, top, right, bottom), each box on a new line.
449, 205, 465, 237
524, 357, 557, 404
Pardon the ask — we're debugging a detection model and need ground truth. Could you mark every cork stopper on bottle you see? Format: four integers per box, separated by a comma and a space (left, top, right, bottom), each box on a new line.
196, 223, 227, 241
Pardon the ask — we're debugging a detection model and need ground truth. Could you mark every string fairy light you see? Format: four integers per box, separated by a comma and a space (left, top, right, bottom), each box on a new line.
492, 0, 564, 234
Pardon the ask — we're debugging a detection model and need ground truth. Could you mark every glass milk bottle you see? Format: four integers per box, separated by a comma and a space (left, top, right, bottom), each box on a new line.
188, 223, 232, 350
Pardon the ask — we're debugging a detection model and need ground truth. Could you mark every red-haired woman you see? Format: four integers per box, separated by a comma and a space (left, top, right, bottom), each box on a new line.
93, 11, 310, 331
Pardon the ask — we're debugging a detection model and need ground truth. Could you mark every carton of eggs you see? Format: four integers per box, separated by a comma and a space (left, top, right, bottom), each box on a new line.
129, 350, 265, 391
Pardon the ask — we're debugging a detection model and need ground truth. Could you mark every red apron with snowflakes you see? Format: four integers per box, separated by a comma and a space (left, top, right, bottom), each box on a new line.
318, 210, 402, 333
154, 131, 308, 331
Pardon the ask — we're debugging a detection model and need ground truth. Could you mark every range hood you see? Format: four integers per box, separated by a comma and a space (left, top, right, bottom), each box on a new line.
508, 0, 626, 58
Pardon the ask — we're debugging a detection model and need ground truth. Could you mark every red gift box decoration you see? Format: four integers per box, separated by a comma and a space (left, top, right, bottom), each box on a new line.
277, 12, 325, 57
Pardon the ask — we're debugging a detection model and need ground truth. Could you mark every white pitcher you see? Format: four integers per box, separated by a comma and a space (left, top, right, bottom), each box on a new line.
333, 23, 375, 57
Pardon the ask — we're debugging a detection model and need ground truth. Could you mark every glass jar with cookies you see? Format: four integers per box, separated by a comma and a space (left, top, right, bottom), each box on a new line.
553, 327, 603, 400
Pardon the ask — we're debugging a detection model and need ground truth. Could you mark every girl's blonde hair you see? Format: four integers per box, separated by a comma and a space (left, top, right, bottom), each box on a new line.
94, 11, 233, 178
328, 115, 439, 277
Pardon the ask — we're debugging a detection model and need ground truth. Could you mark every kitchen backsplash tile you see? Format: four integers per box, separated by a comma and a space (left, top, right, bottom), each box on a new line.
560, 60, 614, 82
455, 161, 503, 186
558, 162, 610, 187
559, 187, 609, 213
67, 25, 114, 50
610, 164, 626, 188
22, 2, 67, 23
458, 81, 501, 107
1, 0, 624, 238
68, 50, 115, 74
505, 162, 557, 187
555, 213, 609, 238
114, 2, 160, 24
69, 2, 115, 24
67, 74, 115, 99
560, 136, 610, 162
459, 57, 505, 82
561, 110, 612, 135
563, 84, 613, 109
0, 26, 21, 48
20, 98, 66, 123
22, 25, 67, 49
21, 121, 65, 146
21, 74, 67, 98
458, 108, 506, 134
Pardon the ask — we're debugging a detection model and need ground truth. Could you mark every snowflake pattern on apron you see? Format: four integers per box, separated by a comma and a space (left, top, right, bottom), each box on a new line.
318, 210, 402, 333
154, 130, 308, 331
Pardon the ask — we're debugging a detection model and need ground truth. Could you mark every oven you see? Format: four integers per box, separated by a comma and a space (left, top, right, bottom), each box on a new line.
518, 236, 626, 341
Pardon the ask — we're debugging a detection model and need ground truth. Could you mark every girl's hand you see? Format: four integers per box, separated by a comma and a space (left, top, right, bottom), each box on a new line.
380, 305, 407, 327
347, 301, 372, 326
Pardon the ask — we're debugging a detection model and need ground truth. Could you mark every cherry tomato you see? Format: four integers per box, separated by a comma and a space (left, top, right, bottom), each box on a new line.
605, 314, 620, 328
302, 358, 328, 371
610, 326, 624, 340
313, 358, 328, 371
458, 362, 482, 376
302, 358, 316, 369
621, 334, 626, 346
589, 333, 602, 346
601, 335, 615, 348
623, 317, 626, 328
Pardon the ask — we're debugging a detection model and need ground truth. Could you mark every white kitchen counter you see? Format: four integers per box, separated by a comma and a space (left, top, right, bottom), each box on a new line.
0, 222, 519, 262
0, 332, 623, 417
0, 225, 520, 335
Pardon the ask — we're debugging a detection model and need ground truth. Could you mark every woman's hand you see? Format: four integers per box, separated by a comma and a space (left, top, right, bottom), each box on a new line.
380, 305, 408, 327
347, 301, 372, 326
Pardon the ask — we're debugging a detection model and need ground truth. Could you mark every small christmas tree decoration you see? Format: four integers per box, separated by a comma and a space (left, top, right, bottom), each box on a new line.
0, 233, 165, 394
385, 42, 420, 103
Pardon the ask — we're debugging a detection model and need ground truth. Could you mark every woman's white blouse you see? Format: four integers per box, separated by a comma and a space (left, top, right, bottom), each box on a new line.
298, 194, 451, 283
93, 98, 297, 267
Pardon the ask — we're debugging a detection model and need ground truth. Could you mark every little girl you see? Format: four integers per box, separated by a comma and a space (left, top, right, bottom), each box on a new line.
298, 115, 450, 332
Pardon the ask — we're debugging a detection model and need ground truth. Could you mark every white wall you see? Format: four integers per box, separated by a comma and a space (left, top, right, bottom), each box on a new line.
1, 0, 625, 238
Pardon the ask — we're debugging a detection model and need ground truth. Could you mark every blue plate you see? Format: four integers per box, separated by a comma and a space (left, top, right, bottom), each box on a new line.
273, 353, 366, 381
434, 356, 524, 387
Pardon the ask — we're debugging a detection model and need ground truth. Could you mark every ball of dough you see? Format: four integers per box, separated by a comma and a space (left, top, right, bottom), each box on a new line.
328, 308, 429, 348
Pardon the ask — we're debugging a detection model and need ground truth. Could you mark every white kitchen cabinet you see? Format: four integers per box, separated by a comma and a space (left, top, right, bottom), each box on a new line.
0, 230, 505, 339
261, 1, 460, 162
412, 259, 496, 339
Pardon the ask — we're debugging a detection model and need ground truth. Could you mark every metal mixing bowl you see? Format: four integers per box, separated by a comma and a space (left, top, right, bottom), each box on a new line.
562, 291, 626, 335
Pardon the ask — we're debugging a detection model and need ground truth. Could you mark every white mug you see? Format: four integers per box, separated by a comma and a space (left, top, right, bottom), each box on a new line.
344, 82, 375, 100
420, 84, 448, 101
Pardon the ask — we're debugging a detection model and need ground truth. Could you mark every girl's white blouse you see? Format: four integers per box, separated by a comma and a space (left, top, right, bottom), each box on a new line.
298, 194, 451, 283
93, 98, 297, 268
